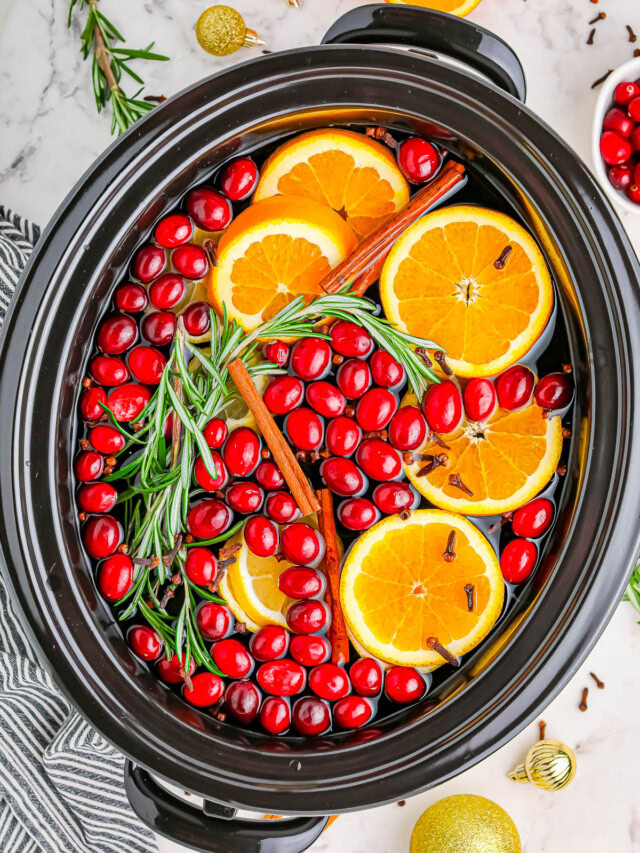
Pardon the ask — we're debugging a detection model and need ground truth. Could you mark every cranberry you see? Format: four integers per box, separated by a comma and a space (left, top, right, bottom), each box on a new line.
463, 377, 497, 421
196, 602, 233, 641
183, 672, 224, 707
629, 96, 640, 122
356, 439, 402, 481
600, 131, 631, 166
290, 338, 331, 381
155, 214, 193, 248
250, 625, 289, 662
223, 427, 260, 476
306, 381, 346, 418
333, 695, 374, 729
337, 498, 379, 531
422, 380, 462, 433
370, 349, 404, 388
225, 680, 261, 724
397, 137, 440, 183
350, 658, 383, 697
149, 273, 185, 310
172, 245, 208, 279
603, 107, 634, 138
77, 482, 117, 514
226, 481, 264, 514
219, 157, 259, 201
278, 566, 325, 600
75, 450, 104, 482
280, 523, 322, 565
114, 282, 147, 313
132, 244, 166, 282
203, 418, 228, 449
635, 161, 640, 187
512, 497, 554, 538
260, 696, 291, 734
286, 600, 330, 634
97, 553, 133, 601
128, 345, 166, 386
129, 625, 162, 661
194, 452, 228, 491
290, 635, 331, 667
265, 491, 300, 524
284, 407, 324, 451
83, 514, 122, 559
263, 375, 305, 415
356, 388, 397, 431
212, 638, 254, 677
88, 424, 125, 454
292, 697, 331, 735
108, 383, 152, 422
255, 461, 285, 491
185, 547, 218, 585
80, 387, 107, 421
309, 663, 350, 700
330, 321, 373, 358
91, 355, 128, 387
385, 666, 426, 703
325, 417, 362, 457
500, 538, 537, 583
263, 340, 290, 367
533, 372, 573, 410
244, 516, 278, 557
320, 457, 365, 496
185, 187, 233, 231
187, 499, 232, 539
631, 125, 640, 151
97, 315, 138, 354
613, 80, 640, 105
388, 406, 426, 451
157, 653, 196, 684
626, 182, 640, 204
257, 659, 306, 696
496, 365, 534, 411
141, 311, 176, 346
372, 482, 416, 515
337, 358, 371, 399
183, 301, 211, 336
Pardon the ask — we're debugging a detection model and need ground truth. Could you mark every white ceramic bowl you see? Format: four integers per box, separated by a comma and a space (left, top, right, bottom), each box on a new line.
591, 56, 640, 214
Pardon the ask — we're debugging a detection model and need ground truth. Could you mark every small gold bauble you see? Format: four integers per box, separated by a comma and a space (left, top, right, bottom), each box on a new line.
507, 739, 577, 791
409, 794, 521, 853
195, 5, 265, 57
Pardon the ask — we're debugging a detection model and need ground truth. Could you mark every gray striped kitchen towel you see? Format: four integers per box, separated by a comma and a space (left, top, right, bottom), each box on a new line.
0, 207, 157, 853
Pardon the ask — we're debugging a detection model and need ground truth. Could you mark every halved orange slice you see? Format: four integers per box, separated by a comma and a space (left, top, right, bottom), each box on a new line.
385, 0, 482, 16
253, 129, 410, 239
340, 510, 503, 668
380, 206, 554, 377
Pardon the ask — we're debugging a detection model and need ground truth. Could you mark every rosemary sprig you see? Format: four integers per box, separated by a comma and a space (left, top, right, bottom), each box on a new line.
624, 557, 640, 619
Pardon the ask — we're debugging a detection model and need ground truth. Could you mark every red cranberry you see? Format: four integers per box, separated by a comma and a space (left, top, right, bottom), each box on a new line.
290, 635, 331, 667
603, 107, 634, 138
385, 666, 426, 703
397, 137, 440, 183
263, 375, 305, 415
185, 187, 233, 231
128, 345, 166, 385
631, 125, 640, 150
350, 658, 383, 697
219, 157, 259, 201
183, 672, 224, 707
626, 182, 640, 204
149, 273, 185, 309
464, 377, 497, 421
83, 514, 122, 559
333, 695, 374, 729
212, 638, 254, 677
263, 340, 290, 367
330, 321, 373, 358
278, 566, 325, 600
223, 427, 260, 476
496, 365, 534, 411
257, 659, 306, 697
187, 499, 232, 539
97, 554, 133, 601
292, 697, 331, 735
325, 417, 362, 457
629, 96, 640, 122
183, 301, 211, 336
290, 338, 331, 381
225, 680, 261, 724
80, 387, 107, 421
250, 625, 289, 662
388, 406, 426, 451
337, 498, 379, 531
226, 481, 264, 514
77, 481, 117, 514
356, 439, 402, 481
108, 383, 152, 422
500, 538, 537, 583
534, 372, 573, 410
196, 602, 233, 641
280, 523, 322, 565
132, 245, 166, 283
306, 381, 346, 418
286, 600, 330, 634
203, 418, 228, 449
141, 311, 176, 346
285, 407, 324, 451
244, 516, 278, 557
635, 161, 640, 187
600, 131, 631, 166
609, 164, 633, 190
88, 424, 125, 454
75, 451, 104, 482
129, 625, 162, 661
309, 663, 350, 700
613, 80, 640, 105
356, 388, 397, 431
260, 696, 291, 735
114, 282, 147, 313
156, 652, 196, 684
320, 457, 365, 496
422, 380, 462, 433
185, 547, 218, 585
255, 461, 285, 491
337, 358, 371, 399
172, 245, 208, 279
370, 349, 404, 388
265, 491, 300, 524
155, 214, 193, 248
372, 482, 416, 515
91, 355, 128, 387
194, 452, 228, 491
97, 315, 138, 354
512, 497, 554, 538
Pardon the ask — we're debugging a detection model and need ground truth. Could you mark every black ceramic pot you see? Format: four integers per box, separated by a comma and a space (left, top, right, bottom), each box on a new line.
1, 6, 640, 852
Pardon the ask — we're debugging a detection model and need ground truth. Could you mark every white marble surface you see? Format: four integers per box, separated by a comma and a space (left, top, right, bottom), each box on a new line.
2, 0, 640, 850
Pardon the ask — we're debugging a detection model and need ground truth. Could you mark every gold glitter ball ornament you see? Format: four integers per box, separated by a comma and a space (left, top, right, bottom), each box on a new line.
195, 6, 265, 57
409, 795, 521, 853
507, 739, 577, 791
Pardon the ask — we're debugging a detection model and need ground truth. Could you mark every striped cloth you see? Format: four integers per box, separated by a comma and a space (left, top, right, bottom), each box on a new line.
0, 208, 157, 853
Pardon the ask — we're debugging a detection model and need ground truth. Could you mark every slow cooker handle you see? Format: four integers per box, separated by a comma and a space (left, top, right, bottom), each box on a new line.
322, 3, 526, 102
124, 760, 330, 853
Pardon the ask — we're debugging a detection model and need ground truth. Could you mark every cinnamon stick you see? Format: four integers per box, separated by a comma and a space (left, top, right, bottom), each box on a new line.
227, 360, 320, 516
321, 161, 466, 296
316, 488, 349, 666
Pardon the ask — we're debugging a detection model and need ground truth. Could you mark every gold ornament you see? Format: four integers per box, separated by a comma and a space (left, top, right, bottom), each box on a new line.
409, 794, 521, 853
508, 739, 577, 791
195, 6, 265, 57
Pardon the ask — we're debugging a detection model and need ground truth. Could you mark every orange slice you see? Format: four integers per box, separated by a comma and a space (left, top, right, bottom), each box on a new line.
340, 510, 503, 668
385, 0, 482, 16
402, 391, 563, 516
380, 206, 554, 377
206, 196, 357, 331
253, 129, 410, 239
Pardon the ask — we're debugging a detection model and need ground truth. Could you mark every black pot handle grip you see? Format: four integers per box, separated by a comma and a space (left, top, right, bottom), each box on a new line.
322, 3, 526, 102
124, 760, 329, 853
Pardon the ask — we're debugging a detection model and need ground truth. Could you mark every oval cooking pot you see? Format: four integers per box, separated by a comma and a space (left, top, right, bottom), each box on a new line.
1, 5, 640, 852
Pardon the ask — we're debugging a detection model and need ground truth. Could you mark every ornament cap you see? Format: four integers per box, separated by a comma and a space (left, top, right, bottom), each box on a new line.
506, 762, 529, 783
244, 29, 266, 49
